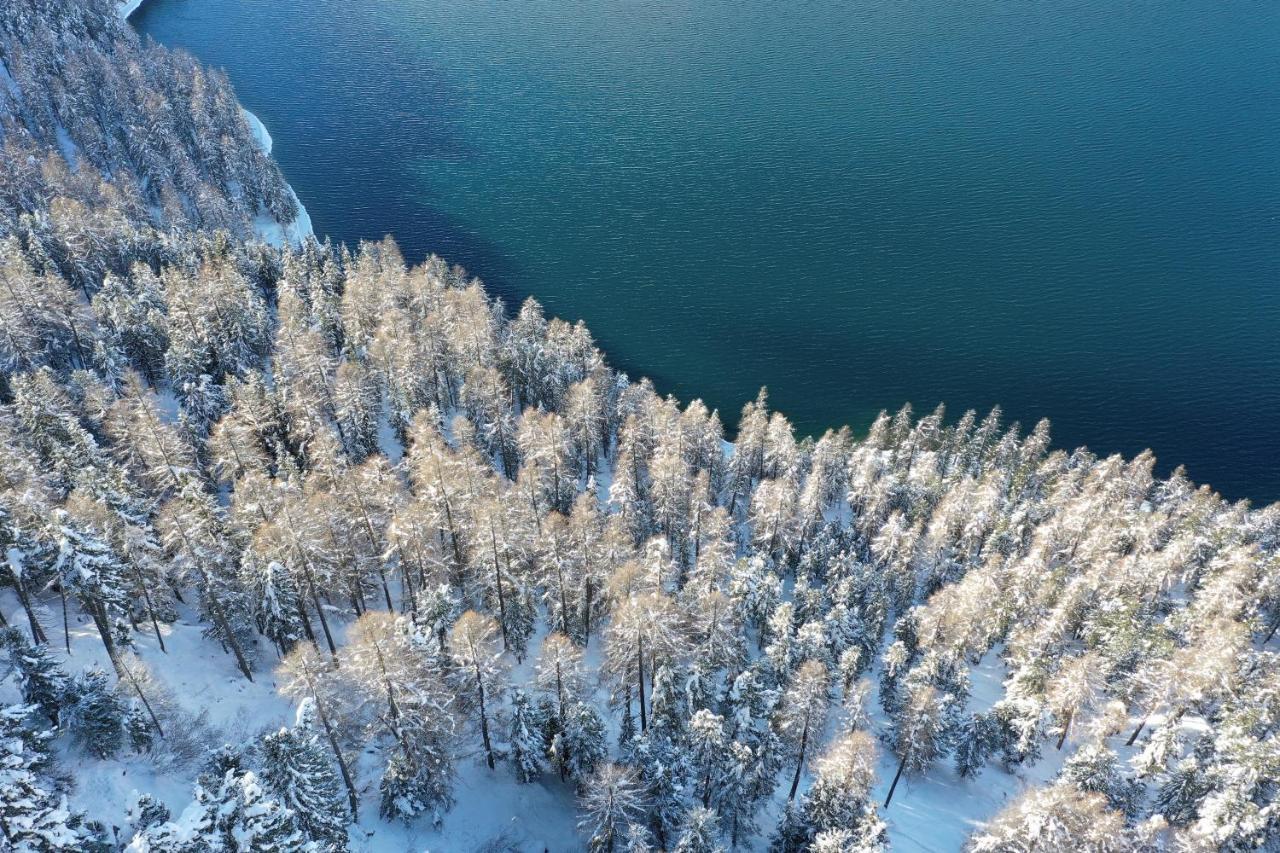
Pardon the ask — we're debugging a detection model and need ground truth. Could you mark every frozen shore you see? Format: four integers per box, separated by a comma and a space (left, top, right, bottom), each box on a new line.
119, 0, 313, 246
241, 107, 315, 246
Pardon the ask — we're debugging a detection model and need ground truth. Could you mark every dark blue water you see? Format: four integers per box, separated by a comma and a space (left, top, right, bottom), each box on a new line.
134, 0, 1280, 502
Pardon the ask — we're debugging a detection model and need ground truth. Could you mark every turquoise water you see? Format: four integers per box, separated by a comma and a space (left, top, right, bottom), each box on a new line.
134, 0, 1280, 502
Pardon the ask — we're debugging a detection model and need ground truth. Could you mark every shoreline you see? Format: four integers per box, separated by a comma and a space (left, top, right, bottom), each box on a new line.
118, 0, 313, 246
241, 107, 315, 246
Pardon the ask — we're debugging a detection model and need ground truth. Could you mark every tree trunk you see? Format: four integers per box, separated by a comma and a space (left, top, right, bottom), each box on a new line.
120, 665, 164, 738
166, 510, 253, 682
88, 598, 124, 677
1056, 708, 1073, 750
884, 754, 907, 808
302, 565, 337, 656
205, 588, 254, 682
132, 564, 167, 653
309, 677, 359, 819
475, 663, 495, 769
297, 592, 320, 648
636, 632, 647, 732
1126, 714, 1149, 746
787, 717, 809, 801
59, 583, 71, 654
487, 531, 510, 651
11, 570, 48, 645
282, 509, 337, 655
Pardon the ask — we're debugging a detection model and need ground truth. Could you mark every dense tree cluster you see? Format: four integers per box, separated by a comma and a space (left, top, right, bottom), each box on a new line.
0, 2, 1277, 851
0, 0, 297, 297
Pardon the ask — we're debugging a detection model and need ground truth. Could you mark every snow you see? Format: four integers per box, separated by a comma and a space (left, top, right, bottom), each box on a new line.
240, 106, 314, 248
242, 108, 274, 155
117, 0, 146, 20
54, 125, 79, 169
116, 2, 315, 248
867, 650, 1067, 853
0, 59, 19, 100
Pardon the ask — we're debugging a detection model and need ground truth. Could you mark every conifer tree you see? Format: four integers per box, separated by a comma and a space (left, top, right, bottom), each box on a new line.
1, 629, 70, 725
778, 659, 830, 802
884, 682, 952, 808
67, 666, 124, 760
673, 806, 725, 853
508, 689, 545, 783
258, 705, 351, 852
579, 764, 644, 853
449, 611, 506, 770
0, 704, 92, 851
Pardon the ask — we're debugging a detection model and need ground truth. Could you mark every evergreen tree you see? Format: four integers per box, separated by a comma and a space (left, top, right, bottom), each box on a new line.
125, 703, 156, 754
449, 611, 506, 771
0, 704, 100, 851
630, 731, 687, 848
379, 747, 453, 829
579, 764, 644, 853
1, 629, 70, 726
1059, 743, 1141, 818
508, 689, 545, 783
673, 806, 725, 853
67, 666, 124, 760
1153, 757, 1211, 825
207, 767, 310, 852
884, 682, 952, 808
51, 511, 133, 668
126, 793, 171, 834
257, 705, 350, 851
562, 700, 608, 784
953, 713, 999, 780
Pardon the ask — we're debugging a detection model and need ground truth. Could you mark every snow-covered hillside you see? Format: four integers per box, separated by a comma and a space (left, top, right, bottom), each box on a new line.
1, 2, 1276, 852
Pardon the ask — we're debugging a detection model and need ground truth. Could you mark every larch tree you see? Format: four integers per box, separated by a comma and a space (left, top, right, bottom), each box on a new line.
579, 764, 645, 853
884, 682, 953, 808
777, 658, 831, 802
448, 610, 507, 770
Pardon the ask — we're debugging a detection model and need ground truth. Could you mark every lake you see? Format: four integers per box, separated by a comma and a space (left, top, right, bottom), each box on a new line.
134, 0, 1280, 502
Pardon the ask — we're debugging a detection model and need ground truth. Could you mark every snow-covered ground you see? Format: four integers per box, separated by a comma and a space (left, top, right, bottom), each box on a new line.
117, 0, 146, 20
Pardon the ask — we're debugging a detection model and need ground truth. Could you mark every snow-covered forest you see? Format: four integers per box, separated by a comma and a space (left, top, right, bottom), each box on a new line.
1, 1, 1277, 851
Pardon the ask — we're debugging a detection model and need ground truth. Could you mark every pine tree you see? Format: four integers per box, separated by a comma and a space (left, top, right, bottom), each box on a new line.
258, 704, 351, 852
51, 511, 133, 669
631, 731, 687, 848
508, 689, 545, 783
579, 764, 645, 853
777, 732, 884, 853
67, 666, 124, 760
1, 630, 70, 726
449, 611, 506, 770
777, 659, 830, 802
0, 703, 91, 850
562, 700, 608, 784
1153, 757, 1211, 825
965, 785, 1128, 852
207, 767, 310, 852
126, 793, 171, 834
125, 703, 156, 753
688, 709, 727, 808
379, 747, 453, 828
884, 682, 952, 809
673, 806, 725, 853
1060, 743, 1140, 818
276, 649, 361, 821
954, 713, 999, 780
